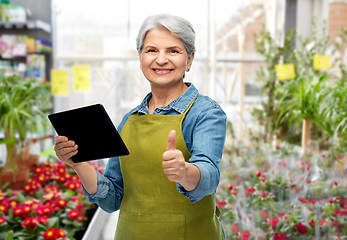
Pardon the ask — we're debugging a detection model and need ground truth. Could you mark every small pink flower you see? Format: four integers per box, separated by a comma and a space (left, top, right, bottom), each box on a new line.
216, 201, 227, 208
261, 211, 268, 219
231, 224, 240, 232
240, 232, 251, 240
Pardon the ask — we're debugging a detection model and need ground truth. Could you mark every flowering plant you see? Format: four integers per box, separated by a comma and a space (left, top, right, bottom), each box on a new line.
217, 134, 347, 240
0, 158, 104, 240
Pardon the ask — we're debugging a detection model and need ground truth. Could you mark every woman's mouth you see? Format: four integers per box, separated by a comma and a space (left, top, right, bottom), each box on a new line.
153, 69, 172, 75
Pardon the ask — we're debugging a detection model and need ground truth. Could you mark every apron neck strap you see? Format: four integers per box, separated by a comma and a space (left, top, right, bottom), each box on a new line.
183, 93, 199, 115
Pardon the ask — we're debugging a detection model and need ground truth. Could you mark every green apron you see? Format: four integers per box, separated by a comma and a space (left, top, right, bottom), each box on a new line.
116, 95, 224, 240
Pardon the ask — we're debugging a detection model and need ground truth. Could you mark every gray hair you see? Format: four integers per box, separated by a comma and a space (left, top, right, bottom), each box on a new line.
136, 14, 196, 56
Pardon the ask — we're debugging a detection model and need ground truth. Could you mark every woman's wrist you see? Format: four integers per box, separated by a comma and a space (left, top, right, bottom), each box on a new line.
178, 163, 200, 191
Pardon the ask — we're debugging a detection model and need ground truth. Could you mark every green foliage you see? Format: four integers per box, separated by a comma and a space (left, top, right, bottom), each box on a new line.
0, 75, 50, 166
253, 19, 347, 152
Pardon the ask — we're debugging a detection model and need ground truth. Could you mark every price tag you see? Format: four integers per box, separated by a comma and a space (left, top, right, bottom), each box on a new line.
72, 65, 91, 91
51, 69, 69, 95
313, 54, 332, 70
275, 63, 296, 81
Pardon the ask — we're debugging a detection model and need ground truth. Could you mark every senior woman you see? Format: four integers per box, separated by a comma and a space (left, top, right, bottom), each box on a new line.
54, 14, 226, 240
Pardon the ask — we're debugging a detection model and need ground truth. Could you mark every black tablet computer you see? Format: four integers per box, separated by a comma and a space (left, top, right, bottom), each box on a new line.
48, 104, 129, 163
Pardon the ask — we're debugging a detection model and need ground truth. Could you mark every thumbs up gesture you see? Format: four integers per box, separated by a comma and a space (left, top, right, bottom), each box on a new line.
162, 130, 186, 182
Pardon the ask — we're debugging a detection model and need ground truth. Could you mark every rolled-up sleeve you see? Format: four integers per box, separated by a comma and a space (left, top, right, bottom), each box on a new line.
82, 157, 124, 213
177, 106, 227, 202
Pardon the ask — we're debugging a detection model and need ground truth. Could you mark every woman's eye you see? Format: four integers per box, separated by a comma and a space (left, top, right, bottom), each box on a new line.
170, 49, 179, 53
146, 49, 156, 53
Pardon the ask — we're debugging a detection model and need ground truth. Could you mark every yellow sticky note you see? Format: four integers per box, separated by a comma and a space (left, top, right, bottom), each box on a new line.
51, 69, 69, 95
72, 65, 91, 91
275, 63, 296, 81
313, 54, 332, 71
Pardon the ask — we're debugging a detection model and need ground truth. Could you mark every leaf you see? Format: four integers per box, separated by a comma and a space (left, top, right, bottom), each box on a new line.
4, 231, 14, 240
72, 220, 83, 228
15, 192, 26, 205
47, 217, 59, 228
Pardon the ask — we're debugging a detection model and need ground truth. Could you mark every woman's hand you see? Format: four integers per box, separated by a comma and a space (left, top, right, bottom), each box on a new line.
54, 136, 79, 167
162, 130, 186, 182
162, 130, 201, 191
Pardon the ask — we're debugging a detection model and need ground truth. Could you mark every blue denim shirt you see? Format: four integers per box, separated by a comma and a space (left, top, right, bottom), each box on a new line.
82, 83, 227, 213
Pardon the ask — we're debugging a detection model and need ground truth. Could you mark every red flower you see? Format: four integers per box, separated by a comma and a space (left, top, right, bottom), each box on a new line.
261, 211, 268, 219
0, 190, 7, 201
228, 184, 234, 190
42, 228, 66, 240
36, 216, 48, 224
0, 216, 6, 225
71, 196, 81, 203
299, 198, 308, 203
35, 205, 53, 218
319, 219, 326, 226
56, 198, 68, 210
334, 209, 344, 217
13, 205, 31, 219
331, 220, 343, 228
44, 184, 61, 194
272, 233, 287, 240
68, 209, 84, 222
21, 216, 38, 231
310, 199, 316, 205
240, 232, 251, 240
23, 199, 40, 210
261, 189, 266, 198
309, 219, 314, 227
0, 202, 9, 214
295, 222, 308, 233
76, 203, 86, 215
216, 201, 227, 209
55, 161, 67, 176
231, 224, 240, 232
245, 188, 255, 197
269, 218, 279, 229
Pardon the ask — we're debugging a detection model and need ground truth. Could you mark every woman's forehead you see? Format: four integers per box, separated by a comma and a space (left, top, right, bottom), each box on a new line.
143, 28, 184, 47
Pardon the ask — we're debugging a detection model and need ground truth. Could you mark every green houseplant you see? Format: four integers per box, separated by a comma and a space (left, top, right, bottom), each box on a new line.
0, 75, 47, 188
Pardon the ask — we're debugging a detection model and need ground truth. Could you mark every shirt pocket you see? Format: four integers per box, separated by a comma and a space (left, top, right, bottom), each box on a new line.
115, 210, 185, 240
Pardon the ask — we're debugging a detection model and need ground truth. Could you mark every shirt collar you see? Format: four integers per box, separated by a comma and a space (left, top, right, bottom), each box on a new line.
131, 82, 198, 115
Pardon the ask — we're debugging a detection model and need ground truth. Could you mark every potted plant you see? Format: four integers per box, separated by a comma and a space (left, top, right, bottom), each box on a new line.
0, 75, 46, 188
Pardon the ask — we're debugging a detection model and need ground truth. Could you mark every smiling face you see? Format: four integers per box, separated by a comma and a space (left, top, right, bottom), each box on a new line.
139, 27, 194, 88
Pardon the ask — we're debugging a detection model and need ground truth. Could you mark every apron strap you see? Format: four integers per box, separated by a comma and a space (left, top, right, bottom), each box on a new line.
183, 93, 199, 115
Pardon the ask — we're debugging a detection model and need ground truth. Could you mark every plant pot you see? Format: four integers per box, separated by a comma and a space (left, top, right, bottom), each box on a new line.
0, 168, 30, 190
29, 154, 39, 166
16, 154, 39, 170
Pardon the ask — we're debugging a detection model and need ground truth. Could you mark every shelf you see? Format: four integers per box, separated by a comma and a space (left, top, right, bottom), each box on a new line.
0, 20, 51, 33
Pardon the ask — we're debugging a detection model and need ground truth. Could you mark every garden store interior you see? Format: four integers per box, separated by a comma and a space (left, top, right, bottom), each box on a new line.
1, 0, 347, 239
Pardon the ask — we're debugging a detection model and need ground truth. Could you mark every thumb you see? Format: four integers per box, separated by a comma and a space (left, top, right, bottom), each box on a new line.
166, 130, 176, 151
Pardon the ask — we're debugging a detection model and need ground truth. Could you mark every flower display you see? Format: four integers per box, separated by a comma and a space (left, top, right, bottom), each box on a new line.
217, 136, 347, 239
42, 228, 67, 240
0, 159, 103, 240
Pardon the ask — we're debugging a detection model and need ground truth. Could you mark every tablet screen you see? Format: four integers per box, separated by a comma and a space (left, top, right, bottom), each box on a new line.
48, 104, 129, 162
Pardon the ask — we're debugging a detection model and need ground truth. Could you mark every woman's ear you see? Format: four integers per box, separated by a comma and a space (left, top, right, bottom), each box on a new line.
138, 52, 142, 69
186, 52, 195, 71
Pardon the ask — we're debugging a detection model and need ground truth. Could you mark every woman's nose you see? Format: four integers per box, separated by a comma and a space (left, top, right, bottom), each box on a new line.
156, 52, 168, 65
